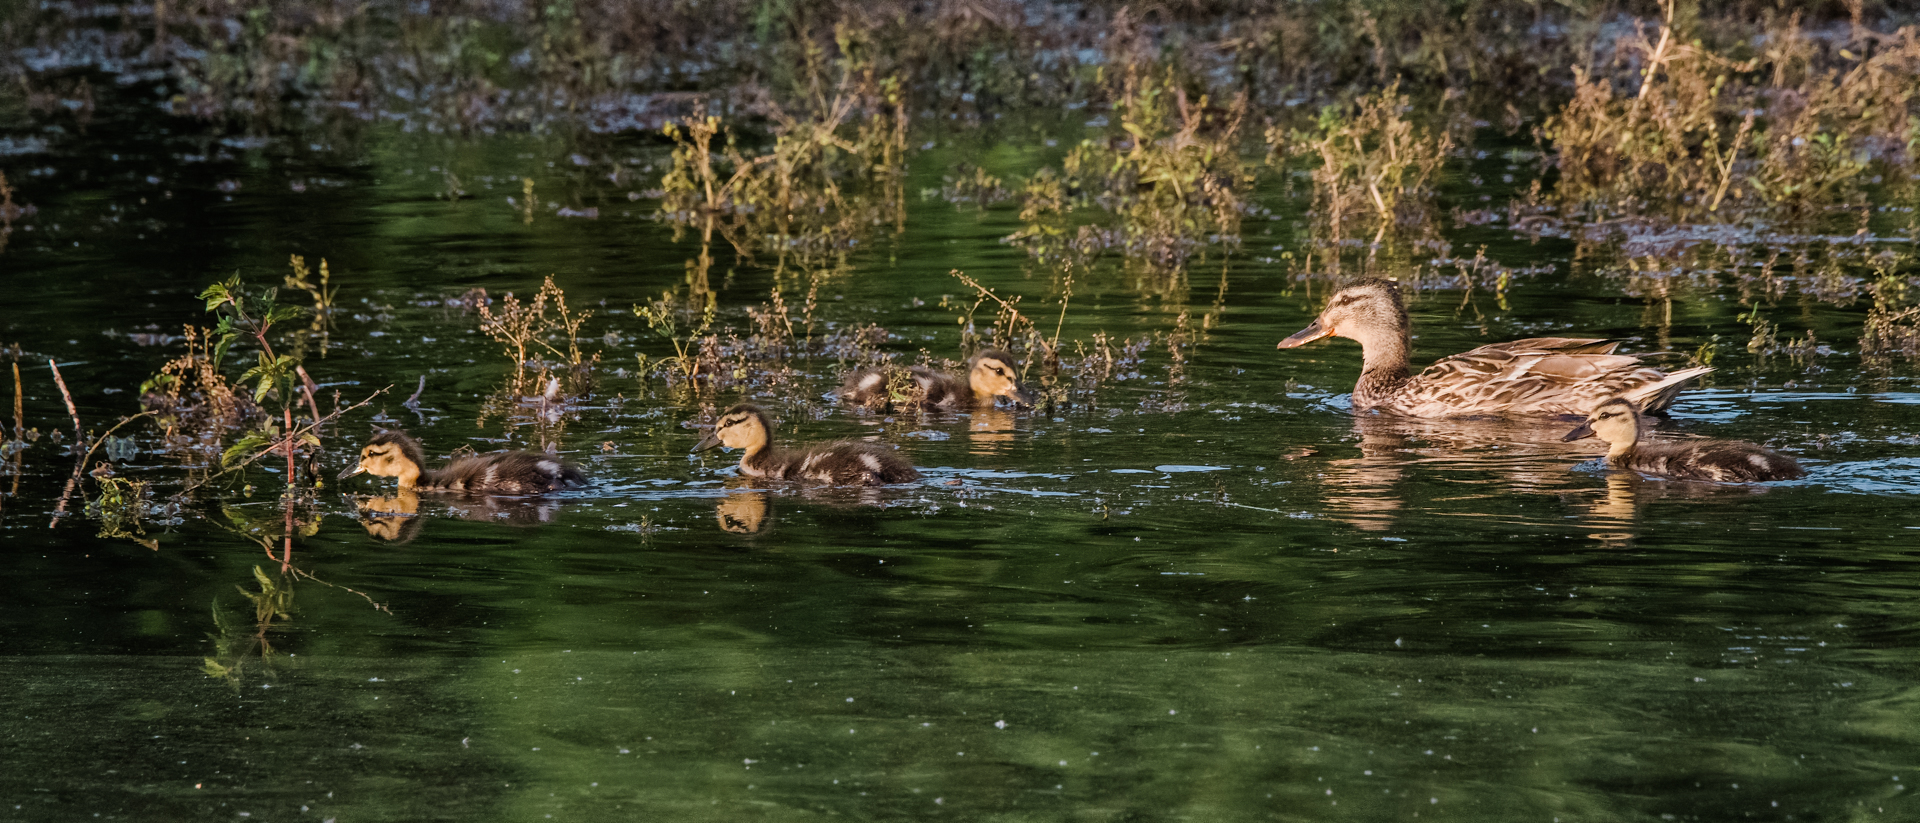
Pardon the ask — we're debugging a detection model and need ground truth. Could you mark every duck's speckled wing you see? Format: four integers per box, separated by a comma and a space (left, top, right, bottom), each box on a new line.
1385, 338, 1709, 418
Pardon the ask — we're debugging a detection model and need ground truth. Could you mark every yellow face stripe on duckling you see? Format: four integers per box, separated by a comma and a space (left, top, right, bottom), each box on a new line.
694, 407, 772, 453
967, 352, 1038, 405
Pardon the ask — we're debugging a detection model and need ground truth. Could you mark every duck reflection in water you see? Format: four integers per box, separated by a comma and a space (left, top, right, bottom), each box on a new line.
1323, 414, 1607, 532
715, 489, 771, 535
967, 407, 1019, 450
351, 491, 570, 542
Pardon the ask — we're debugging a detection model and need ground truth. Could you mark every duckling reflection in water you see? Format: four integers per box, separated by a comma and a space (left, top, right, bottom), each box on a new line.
339, 430, 587, 494
353, 489, 571, 542
693, 404, 920, 486
356, 492, 425, 542
1563, 398, 1805, 482
715, 491, 771, 534
838, 350, 1038, 411
1277, 278, 1710, 418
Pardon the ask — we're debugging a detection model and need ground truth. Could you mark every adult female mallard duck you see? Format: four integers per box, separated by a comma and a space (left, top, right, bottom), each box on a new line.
838, 350, 1038, 410
693, 404, 920, 486
338, 430, 587, 494
1562, 398, 1805, 482
1276, 278, 1711, 418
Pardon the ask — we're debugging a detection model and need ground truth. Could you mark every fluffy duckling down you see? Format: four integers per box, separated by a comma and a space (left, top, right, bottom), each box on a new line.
339, 430, 587, 494
839, 350, 1038, 410
1277, 278, 1710, 418
693, 404, 920, 486
1562, 398, 1804, 482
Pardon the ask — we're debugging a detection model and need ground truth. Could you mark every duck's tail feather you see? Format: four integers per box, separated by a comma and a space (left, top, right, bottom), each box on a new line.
1621, 365, 1712, 413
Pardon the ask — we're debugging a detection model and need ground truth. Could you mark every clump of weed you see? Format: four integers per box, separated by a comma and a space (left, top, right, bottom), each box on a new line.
658, 24, 909, 260
1864, 251, 1920, 362
88, 475, 159, 550
1015, 65, 1251, 277
142, 325, 266, 459
1280, 80, 1453, 242
1542, 3, 1920, 223
477, 275, 597, 397
633, 291, 718, 385
281, 255, 339, 362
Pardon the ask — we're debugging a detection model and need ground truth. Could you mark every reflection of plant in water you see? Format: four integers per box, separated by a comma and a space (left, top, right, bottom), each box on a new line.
281, 255, 339, 362
203, 566, 300, 689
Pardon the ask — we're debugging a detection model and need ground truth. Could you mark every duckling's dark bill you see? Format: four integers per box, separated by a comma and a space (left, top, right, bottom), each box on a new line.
1277, 319, 1332, 349
338, 464, 367, 480
692, 433, 722, 452
1562, 421, 1596, 442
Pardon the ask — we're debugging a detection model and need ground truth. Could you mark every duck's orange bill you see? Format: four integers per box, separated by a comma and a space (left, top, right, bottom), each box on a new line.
1277, 319, 1332, 349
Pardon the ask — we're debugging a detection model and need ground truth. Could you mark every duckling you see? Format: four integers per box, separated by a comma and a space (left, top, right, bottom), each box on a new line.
338, 430, 587, 494
1562, 398, 1805, 482
838, 350, 1039, 410
692, 404, 920, 486
1277, 278, 1711, 418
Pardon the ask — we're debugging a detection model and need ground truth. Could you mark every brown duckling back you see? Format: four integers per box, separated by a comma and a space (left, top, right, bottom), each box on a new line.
838, 350, 1036, 410
694, 403, 920, 486
341, 430, 588, 494
1563, 399, 1805, 483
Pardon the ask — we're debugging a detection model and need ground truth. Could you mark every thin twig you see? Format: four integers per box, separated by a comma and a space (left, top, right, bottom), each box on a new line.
10, 360, 21, 442
289, 566, 392, 614
48, 358, 81, 444
403, 375, 426, 409
295, 365, 323, 430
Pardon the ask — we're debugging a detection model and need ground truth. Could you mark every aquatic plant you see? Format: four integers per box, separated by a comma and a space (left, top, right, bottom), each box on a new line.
1281, 80, 1454, 241
658, 27, 909, 260
87, 475, 158, 551
1542, 3, 1920, 223
633, 291, 717, 384
477, 275, 596, 396
281, 255, 338, 363
1013, 64, 1252, 277
142, 325, 264, 459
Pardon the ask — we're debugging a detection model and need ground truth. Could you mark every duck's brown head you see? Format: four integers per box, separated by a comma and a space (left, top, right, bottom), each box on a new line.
967, 350, 1039, 407
693, 404, 773, 455
340, 430, 428, 488
1563, 398, 1643, 454
1277, 278, 1409, 353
